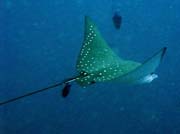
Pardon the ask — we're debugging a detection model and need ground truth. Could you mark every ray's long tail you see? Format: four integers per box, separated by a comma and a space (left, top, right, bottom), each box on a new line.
0, 77, 77, 106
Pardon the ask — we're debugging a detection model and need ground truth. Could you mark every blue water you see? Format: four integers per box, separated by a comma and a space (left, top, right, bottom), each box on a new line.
1, 0, 180, 133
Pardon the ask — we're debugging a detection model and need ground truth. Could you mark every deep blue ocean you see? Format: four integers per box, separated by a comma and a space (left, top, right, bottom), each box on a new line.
1, 0, 180, 133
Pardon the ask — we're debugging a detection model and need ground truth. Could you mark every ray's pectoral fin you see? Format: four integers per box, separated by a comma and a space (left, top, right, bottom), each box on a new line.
75, 16, 125, 87
117, 47, 167, 84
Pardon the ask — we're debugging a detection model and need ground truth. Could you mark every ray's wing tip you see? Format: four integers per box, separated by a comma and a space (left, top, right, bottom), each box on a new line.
161, 47, 167, 61
163, 46, 167, 52
85, 15, 90, 19
162, 46, 167, 52
84, 16, 95, 26
85, 16, 91, 22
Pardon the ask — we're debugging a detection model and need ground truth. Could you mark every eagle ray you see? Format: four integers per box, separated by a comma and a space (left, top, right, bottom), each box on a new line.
0, 16, 167, 106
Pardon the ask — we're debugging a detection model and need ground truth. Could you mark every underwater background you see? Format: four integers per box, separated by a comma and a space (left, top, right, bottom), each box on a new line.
1, 0, 180, 133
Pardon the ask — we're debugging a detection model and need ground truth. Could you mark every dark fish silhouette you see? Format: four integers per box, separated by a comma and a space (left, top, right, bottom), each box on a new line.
62, 83, 71, 97
112, 12, 122, 29
0, 16, 167, 106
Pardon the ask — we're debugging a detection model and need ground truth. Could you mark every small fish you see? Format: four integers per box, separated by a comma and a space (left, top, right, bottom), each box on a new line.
62, 83, 71, 97
112, 12, 122, 29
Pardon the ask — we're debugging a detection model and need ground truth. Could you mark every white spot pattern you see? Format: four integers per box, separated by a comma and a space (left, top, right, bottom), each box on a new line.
76, 18, 126, 86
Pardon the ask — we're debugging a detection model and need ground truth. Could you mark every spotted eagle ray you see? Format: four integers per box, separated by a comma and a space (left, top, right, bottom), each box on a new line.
0, 16, 167, 106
